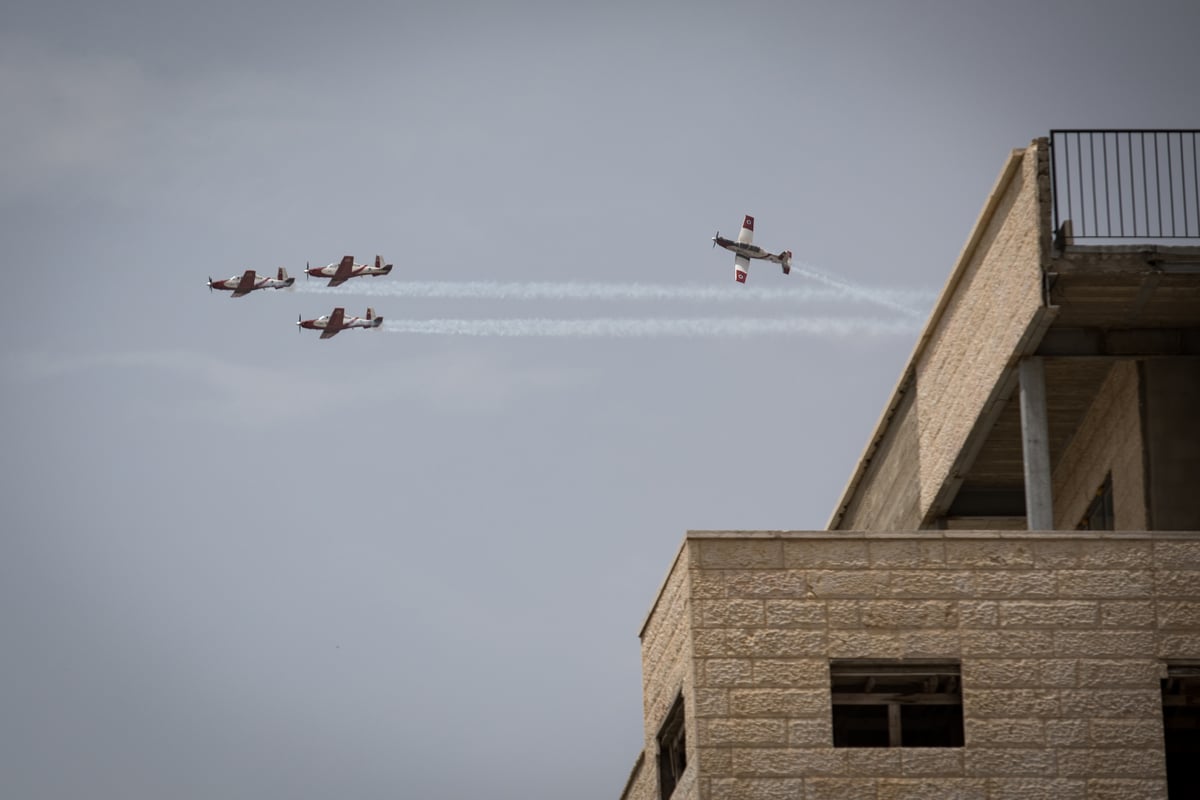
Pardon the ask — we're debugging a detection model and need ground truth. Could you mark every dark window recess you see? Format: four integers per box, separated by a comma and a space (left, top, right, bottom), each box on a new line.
1078, 473, 1115, 530
1162, 665, 1200, 799
831, 660, 964, 748
657, 693, 686, 800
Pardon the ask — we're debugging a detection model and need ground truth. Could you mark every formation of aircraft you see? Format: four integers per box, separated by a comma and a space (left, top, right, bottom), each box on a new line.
208, 254, 396, 339
712, 215, 792, 283
305, 255, 393, 287
297, 307, 383, 339
208, 267, 294, 297
209, 221, 798, 336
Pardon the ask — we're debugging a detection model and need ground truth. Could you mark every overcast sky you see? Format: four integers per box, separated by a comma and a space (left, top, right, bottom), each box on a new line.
2, 1, 1198, 798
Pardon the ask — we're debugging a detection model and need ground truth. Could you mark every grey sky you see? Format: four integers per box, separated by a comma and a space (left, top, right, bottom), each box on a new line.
2, 1, 1198, 798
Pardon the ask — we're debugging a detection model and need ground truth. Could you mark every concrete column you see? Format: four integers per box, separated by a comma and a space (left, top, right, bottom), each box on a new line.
1019, 358, 1054, 529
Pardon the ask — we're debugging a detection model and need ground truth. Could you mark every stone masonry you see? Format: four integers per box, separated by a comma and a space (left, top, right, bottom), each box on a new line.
623, 531, 1200, 800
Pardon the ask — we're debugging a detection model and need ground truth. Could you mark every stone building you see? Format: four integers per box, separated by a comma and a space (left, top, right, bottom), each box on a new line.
621, 134, 1200, 800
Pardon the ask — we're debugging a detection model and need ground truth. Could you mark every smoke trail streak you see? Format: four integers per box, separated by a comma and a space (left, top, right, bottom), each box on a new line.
787, 261, 924, 318
381, 317, 919, 338
297, 280, 932, 312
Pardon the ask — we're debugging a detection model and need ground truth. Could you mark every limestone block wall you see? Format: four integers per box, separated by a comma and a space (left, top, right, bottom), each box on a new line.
833, 140, 1053, 531
838, 383, 921, 531
914, 142, 1049, 520
1052, 362, 1148, 530
629, 547, 700, 800
665, 530, 1200, 800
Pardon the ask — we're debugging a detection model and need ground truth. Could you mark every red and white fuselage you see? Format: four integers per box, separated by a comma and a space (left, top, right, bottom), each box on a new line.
712, 215, 792, 283
305, 255, 393, 287
208, 267, 294, 297
297, 307, 383, 339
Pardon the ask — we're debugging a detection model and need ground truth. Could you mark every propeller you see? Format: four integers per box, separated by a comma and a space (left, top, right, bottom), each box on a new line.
297, 313, 303, 334
305, 261, 310, 280
208, 276, 214, 292
712, 231, 720, 249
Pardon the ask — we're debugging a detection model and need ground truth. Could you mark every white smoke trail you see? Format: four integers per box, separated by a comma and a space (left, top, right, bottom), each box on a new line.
380, 317, 919, 338
787, 261, 924, 318
297, 279, 931, 313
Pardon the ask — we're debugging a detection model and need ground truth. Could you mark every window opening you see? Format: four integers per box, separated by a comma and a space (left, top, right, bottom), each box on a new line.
1162, 664, 1200, 799
1078, 473, 1115, 530
830, 660, 964, 747
657, 693, 686, 799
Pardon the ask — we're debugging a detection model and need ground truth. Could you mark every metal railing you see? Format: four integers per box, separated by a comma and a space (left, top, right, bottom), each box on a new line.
1050, 129, 1200, 240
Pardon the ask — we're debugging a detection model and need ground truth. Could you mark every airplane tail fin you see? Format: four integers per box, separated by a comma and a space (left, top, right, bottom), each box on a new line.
278, 267, 289, 281
366, 307, 383, 328
780, 250, 792, 275
366, 307, 375, 320
377, 255, 393, 275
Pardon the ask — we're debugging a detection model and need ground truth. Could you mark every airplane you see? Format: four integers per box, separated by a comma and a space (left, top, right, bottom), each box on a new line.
711, 215, 792, 283
207, 267, 294, 297
305, 255, 393, 287
297, 307, 383, 339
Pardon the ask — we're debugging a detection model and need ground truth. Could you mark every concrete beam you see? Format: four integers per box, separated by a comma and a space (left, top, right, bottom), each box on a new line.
1036, 327, 1200, 357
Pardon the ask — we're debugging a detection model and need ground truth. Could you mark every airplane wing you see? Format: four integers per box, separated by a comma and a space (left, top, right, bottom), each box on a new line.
734, 254, 751, 284
231, 269, 257, 297
737, 215, 754, 245
327, 307, 345, 330
327, 255, 354, 287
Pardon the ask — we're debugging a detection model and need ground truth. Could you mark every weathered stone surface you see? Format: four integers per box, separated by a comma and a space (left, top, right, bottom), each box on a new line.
900, 749, 963, 776
709, 777, 805, 800
967, 689, 1059, 718
999, 601, 1097, 628
693, 687, 729, 717
1056, 747, 1164, 778
1044, 719, 1089, 747
787, 717, 833, 747
958, 601, 999, 627
700, 658, 755, 687
731, 747, 845, 777
861, 600, 958, 629
1089, 718, 1163, 748
764, 599, 827, 627
806, 777, 878, 800
807, 570, 890, 598
700, 718, 788, 746
869, 538, 946, 568
876, 778, 988, 800
726, 629, 827, 657
727, 688, 828, 717
1054, 630, 1156, 658
1055, 570, 1154, 598
973, 571, 1057, 597
1058, 689, 1160, 717
964, 718, 1044, 747
1098, 600, 1154, 627
726, 570, 808, 598
700, 539, 784, 569
984, 778, 1085, 800
960, 630, 1055, 657
1076, 659, 1160, 687
945, 540, 1035, 568
696, 599, 766, 628
963, 748, 1055, 776
1155, 569, 1200, 596
783, 538, 870, 568
1156, 600, 1200, 628
1084, 778, 1168, 800
752, 659, 827, 687
890, 570, 976, 597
